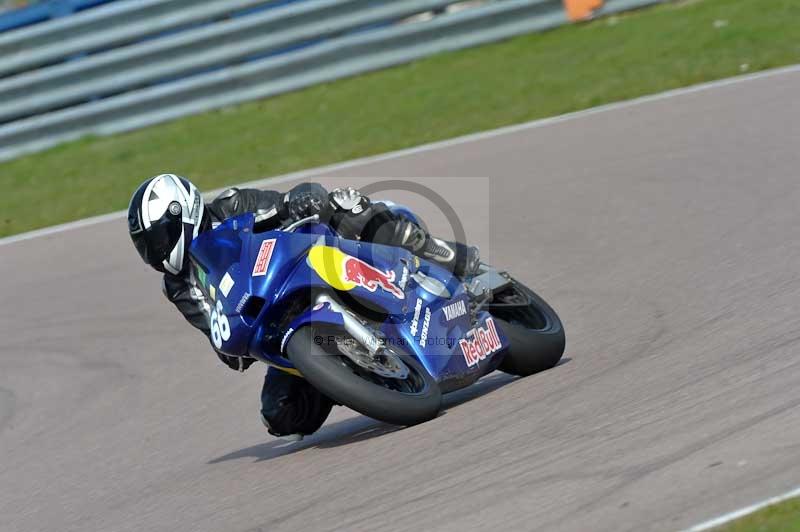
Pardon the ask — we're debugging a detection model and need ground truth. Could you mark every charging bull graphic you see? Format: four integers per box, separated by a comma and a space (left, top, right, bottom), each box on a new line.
344, 255, 405, 299
308, 245, 405, 299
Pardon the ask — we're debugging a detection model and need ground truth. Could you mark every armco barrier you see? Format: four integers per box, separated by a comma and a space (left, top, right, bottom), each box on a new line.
0, 0, 117, 33
0, 0, 457, 123
0, 0, 282, 76
0, 0, 666, 162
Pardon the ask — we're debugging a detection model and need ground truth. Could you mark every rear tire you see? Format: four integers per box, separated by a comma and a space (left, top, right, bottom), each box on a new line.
488, 281, 565, 376
286, 326, 442, 426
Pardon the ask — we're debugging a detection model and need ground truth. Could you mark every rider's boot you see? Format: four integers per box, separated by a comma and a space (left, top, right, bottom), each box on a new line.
261, 413, 303, 442
420, 237, 481, 279
395, 221, 480, 279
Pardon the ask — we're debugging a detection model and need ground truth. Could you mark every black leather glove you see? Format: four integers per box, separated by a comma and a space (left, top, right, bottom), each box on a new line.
285, 182, 331, 221
217, 351, 256, 372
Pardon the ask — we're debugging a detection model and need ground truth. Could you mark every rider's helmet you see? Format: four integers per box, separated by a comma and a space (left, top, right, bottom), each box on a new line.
127, 174, 206, 274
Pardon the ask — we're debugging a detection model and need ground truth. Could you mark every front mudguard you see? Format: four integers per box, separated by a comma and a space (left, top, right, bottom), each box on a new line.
280, 300, 346, 356
246, 301, 345, 377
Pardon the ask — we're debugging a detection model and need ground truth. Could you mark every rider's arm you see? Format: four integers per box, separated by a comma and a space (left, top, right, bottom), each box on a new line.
328, 187, 422, 247
328, 187, 473, 272
162, 272, 212, 334
162, 273, 255, 372
209, 183, 423, 249
208, 187, 288, 226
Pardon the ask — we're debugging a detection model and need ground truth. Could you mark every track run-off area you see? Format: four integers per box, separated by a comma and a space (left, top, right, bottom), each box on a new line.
2, 66, 800, 532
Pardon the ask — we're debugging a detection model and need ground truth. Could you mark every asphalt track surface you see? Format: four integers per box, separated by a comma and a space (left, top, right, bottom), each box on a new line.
2, 68, 800, 532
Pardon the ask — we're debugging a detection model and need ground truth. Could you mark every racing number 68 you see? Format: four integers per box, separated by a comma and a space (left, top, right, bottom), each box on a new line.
210, 300, 230, 348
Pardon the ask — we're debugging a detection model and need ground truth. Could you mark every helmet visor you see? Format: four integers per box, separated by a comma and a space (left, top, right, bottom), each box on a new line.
131, 214, 183, 269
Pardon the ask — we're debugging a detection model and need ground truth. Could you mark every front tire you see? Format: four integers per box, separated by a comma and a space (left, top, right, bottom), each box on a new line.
286, 326, 442, 426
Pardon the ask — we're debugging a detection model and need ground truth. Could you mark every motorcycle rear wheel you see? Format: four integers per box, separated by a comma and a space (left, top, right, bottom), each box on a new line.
286, 325, 442, 426
487, 280, 566, 376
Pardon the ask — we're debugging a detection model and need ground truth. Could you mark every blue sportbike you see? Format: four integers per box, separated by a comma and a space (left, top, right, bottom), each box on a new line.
189, 205, 565, 426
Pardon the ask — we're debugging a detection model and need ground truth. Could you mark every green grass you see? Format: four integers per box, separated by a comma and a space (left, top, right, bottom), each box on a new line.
714, 496, 800, 531
1, 0, 799, 237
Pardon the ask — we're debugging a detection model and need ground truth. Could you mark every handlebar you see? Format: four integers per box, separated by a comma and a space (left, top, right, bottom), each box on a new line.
281, 214, 320, 232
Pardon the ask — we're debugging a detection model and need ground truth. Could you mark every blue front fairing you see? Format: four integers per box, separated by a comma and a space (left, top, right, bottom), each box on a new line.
189, 213, 509, 390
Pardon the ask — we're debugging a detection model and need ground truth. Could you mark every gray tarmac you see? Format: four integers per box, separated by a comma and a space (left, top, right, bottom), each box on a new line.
2, 68, 800, 532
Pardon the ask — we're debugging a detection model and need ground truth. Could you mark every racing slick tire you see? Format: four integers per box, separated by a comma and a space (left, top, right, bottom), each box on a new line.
488, 280, 565, 377
287, 325, 442, 426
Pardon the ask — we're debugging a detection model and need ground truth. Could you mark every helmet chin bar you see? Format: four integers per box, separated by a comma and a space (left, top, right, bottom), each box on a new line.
163, 228, 189, 275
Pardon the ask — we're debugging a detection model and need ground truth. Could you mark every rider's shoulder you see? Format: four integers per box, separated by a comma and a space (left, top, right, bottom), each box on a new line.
215, 187, 283, 204
214, 187, 240, 200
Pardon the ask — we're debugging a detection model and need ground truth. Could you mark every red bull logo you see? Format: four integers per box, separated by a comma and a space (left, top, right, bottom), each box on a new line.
460, 317, 502, 368
308, 245, 405, 300
343, 256, 404, 299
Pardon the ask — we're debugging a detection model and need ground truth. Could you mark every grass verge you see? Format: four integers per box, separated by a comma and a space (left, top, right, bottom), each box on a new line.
1, 0, 799, 237
712, 496, 800, 531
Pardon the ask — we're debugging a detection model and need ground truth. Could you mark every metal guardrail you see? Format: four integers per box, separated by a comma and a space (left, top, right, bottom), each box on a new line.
0, 0, 457, 123
0, 0, 665, 162
0, 0, 284, 76
0, 0, 117, 34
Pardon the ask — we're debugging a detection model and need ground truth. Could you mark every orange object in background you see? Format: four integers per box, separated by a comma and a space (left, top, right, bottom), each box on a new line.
564, 0, 604, 21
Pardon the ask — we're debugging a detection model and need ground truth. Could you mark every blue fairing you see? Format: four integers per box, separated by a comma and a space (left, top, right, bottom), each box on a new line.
189, 212, 509, 391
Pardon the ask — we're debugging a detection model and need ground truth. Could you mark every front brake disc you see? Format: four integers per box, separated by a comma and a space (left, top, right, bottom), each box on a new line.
336, 339, 409, 380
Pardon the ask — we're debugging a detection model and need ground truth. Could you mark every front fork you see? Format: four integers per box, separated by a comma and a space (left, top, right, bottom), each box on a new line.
315, 294, 382, 354
314, 293, 410, 380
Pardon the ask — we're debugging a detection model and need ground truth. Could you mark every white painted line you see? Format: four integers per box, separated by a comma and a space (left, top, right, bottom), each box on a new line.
2, 62, 799, 248
0, 210, 125, 246
682, 485, 800, 531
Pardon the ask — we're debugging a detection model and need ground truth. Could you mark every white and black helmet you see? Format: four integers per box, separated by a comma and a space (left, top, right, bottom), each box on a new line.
128, 174, 205, 274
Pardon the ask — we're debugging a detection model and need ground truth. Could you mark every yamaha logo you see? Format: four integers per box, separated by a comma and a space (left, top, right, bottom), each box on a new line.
442, 299, 467, 321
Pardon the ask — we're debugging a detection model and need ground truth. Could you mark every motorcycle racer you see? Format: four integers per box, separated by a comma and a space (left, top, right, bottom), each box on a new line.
127, 174, 479, 439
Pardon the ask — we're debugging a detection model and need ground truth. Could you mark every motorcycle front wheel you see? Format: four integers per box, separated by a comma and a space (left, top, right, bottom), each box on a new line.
286, 325, 442, 426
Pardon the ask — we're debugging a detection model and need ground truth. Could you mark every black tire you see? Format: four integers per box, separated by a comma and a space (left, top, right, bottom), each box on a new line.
286, 326, 442, 426
489, 281, 566, 377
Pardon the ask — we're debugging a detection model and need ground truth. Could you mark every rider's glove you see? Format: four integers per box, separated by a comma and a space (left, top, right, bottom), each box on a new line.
329, 187, 367, 214
284, 183, 330, 221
